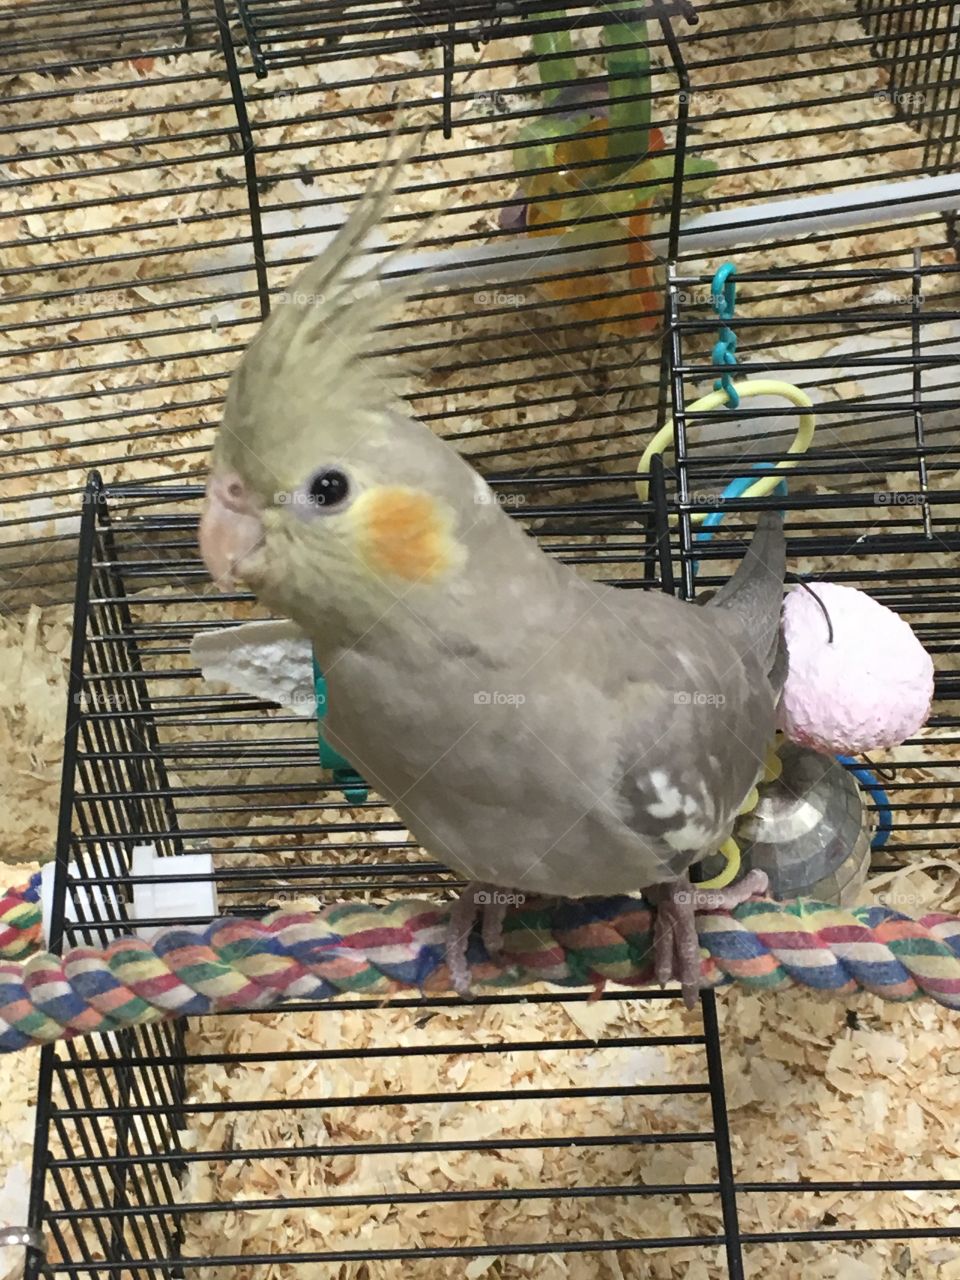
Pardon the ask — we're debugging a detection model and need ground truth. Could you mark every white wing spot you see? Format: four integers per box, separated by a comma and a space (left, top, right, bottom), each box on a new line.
648, 790, 683, 819
646, 770, 685, 819
664, 822, 713, 852
697, 778, 718, 823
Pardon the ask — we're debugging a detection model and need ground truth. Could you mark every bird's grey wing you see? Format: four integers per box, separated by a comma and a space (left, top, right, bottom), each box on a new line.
586, 570, 780, 885
609, 643, 776, 882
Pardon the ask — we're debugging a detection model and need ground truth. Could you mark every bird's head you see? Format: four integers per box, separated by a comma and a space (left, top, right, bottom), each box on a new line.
201, 392, 482, 638
199, 150, 508, 641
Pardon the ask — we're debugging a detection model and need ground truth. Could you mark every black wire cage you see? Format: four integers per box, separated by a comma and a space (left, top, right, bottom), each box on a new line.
3, 0, 959, 601
3, 0, 960, 1276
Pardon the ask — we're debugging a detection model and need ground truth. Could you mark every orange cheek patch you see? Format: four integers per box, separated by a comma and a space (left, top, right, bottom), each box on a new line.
352, 486, 463, 583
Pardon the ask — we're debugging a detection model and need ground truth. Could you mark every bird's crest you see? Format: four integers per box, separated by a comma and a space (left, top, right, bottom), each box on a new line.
224, 132, 431, 448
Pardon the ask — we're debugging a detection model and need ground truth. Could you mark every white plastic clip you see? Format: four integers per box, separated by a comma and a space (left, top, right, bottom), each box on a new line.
40, 845, 218, 945
0, 1227, 44, 1251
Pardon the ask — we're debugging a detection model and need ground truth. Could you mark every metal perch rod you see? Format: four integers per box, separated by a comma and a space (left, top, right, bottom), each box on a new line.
375, 173, 960, 285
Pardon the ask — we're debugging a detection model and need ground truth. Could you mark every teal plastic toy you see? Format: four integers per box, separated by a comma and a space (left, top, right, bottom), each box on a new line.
312, 654, 369, 804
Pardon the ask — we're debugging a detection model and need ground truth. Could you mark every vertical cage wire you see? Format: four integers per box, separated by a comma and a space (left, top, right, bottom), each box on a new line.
858, 0, 960, 172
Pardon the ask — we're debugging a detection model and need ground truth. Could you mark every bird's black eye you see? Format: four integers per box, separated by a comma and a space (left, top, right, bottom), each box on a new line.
306, 468, 350, 510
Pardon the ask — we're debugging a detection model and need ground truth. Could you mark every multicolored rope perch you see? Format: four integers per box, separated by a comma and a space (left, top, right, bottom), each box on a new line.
2, 876, 960, 1052
0, 873, 42, 962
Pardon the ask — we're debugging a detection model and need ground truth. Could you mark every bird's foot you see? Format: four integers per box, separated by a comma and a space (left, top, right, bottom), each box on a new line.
445, 883, 511, 996
652, 869, 769, 1009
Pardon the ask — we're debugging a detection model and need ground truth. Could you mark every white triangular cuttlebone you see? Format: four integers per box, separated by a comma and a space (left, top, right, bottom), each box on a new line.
199, 185, 392, 326
0, 495, 83, 611
190, 618, 317, 716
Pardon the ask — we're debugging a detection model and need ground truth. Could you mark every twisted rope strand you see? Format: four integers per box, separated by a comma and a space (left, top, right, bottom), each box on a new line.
0, 874, 42, 961
2, 889, 960, 1052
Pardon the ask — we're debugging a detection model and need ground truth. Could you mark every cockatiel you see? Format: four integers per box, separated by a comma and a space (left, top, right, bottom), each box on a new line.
199, 150, 787, 1006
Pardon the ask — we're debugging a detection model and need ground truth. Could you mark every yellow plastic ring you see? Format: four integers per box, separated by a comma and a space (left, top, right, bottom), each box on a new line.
698, 837, 742, 890
636, 379, 816, 520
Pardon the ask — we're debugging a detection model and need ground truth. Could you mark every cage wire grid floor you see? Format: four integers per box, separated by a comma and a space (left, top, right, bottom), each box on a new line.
1, 0, 960, 1276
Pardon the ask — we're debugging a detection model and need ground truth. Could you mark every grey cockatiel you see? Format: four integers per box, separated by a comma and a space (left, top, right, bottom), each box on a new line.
198, 150, 787, 1006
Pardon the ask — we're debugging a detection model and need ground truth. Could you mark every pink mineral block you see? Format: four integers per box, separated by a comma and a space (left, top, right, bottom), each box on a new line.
778, 582, 934, 754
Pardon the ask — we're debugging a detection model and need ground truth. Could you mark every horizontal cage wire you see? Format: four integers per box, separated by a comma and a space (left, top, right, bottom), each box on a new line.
1, 0, 959, 1278
663, 260, 960, 854
2, 0, 960, 603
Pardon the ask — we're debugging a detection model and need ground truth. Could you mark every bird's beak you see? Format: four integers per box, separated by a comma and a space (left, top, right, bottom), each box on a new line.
198, 470, 265, 591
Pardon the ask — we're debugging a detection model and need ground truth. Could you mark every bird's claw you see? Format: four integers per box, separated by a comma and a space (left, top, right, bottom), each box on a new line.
445, 882, 511, 996
652, 869, 769, 1008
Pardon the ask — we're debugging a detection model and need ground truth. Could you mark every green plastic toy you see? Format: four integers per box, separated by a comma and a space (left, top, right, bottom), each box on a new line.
312, 654, 368, 804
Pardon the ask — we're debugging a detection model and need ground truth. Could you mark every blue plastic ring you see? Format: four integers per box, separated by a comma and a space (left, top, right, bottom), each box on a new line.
836, 756, 893, 851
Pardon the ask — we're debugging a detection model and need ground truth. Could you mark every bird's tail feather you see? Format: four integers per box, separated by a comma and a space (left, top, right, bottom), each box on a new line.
704, 512, 786, 684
